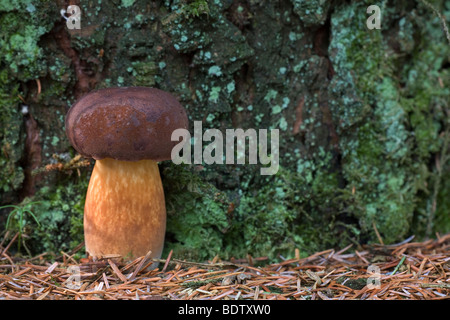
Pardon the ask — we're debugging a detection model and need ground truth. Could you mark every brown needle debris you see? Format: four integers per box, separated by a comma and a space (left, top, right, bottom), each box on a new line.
0, 234, 448, 300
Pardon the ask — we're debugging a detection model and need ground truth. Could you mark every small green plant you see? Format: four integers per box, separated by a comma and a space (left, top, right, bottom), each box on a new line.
184, 0, 210, 19
1, 200, 41, 255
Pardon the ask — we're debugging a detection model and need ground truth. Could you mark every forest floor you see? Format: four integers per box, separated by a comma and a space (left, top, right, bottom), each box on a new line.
0, 233, 449, 300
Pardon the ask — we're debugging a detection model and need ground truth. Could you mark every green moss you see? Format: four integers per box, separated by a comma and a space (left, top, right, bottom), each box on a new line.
435, 169, 450, 233
0, 2, 56, 80
183, 0, 210, 19
165, 0, 210, 21
329, 0, 450, 243
120, 0, 135, 8
0, 70, 24, 198
0, 0, 58, 201
27, 172, 89, 255
161, 162, 231, 261
223, 161, 357, 260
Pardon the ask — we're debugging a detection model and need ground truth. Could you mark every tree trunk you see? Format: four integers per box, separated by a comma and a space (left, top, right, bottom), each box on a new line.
0, 0, 449, 260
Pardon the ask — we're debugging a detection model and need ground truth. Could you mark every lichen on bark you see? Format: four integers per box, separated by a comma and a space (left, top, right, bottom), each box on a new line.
0, 0, 449, 261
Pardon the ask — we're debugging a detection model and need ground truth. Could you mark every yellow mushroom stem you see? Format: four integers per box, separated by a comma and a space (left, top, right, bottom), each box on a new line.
84, 158, 166, 261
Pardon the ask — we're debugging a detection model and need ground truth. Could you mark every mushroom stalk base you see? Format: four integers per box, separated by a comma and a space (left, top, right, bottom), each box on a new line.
84, 158, 166, 261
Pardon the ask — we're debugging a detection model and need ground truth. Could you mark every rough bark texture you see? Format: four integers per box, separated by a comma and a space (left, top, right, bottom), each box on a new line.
0, 0, 449, 261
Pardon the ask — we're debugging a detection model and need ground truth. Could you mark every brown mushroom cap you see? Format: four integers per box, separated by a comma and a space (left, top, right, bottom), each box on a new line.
65, 87, 188, 162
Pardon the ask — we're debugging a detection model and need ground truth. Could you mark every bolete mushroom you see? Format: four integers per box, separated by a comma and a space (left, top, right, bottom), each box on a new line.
65, 87, 188, 262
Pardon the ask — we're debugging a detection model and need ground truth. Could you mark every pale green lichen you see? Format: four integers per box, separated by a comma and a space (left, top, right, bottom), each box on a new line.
120, 0, 135, 9
0, 0, 57, 201
208, 65, 222, 77
290, 0, 331, 26
208, 86, 221, 103
328, 0, 450, 243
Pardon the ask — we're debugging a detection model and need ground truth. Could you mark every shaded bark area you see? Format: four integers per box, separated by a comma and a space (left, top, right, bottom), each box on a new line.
19, 110, 42, 200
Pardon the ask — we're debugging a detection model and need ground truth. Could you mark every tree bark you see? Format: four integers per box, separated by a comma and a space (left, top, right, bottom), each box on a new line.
0, 0, 449, 260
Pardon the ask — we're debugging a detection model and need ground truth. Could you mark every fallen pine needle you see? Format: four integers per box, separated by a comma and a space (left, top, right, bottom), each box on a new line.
391, 256, 407, 275
0, 235, 448, 300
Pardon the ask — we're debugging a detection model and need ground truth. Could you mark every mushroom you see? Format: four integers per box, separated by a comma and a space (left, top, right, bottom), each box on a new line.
65, 87, 188, 262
